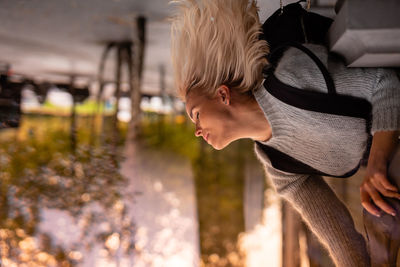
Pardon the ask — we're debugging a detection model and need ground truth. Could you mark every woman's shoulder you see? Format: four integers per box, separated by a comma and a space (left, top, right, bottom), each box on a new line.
273, 44, 379, 96
277, 44, 329, 69
273, 44, 330, 93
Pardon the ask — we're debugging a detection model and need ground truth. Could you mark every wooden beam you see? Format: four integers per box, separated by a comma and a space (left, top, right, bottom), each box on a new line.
282, 200, 301, 267
128, 16, 146, 140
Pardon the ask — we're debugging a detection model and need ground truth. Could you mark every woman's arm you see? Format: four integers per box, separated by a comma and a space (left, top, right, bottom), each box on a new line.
269, 172, 370, 266
254, 145, 370, 266
369, 68, 400, 135
360, 66, 400, 216
360, 130, 400, 217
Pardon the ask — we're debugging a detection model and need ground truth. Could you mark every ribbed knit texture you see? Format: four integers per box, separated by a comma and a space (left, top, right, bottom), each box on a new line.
253, 44, 400, 266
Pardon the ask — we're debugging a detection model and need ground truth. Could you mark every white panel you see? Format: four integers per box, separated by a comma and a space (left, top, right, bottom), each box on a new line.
349, 53, 400, 68
328, 0, 400, 67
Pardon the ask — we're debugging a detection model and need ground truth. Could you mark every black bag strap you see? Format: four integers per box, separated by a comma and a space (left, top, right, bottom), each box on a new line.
268, 42, 336, 95
258, 42, 372, 177
255, 141, 359, 178
264, 74, 372, 121
263, 42, 372, 122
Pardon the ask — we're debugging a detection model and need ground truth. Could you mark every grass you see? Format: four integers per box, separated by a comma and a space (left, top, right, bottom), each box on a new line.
23, 100, 115, 116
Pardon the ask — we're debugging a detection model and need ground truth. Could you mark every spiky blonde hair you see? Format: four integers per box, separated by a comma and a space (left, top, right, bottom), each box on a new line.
170, 0, 269, 101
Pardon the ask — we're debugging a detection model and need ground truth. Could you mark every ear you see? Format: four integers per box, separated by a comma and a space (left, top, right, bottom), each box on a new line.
217, 85, 231, 105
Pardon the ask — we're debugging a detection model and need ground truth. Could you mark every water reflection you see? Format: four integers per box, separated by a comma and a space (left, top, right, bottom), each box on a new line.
0, 115, 133, 266
2, 112, 352, 267
192, 141, 247, 266
139, 115, 284, 267
122, 137, 199, 266
1, 113, 281, 267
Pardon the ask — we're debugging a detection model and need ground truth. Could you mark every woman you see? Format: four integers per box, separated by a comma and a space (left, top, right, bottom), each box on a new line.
170, 0, 400, 266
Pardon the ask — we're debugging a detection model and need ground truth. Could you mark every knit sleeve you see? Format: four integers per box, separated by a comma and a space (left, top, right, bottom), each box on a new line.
370, 68, 400, 134
254, 145, 370, 267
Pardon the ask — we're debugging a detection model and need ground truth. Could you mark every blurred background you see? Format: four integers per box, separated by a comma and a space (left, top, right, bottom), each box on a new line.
0, 0, 399, 266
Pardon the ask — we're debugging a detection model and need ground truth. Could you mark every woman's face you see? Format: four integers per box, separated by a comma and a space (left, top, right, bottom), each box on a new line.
185, 87, 235, 150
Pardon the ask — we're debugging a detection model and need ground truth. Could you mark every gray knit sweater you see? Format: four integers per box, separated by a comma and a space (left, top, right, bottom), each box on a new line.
253, 44, 400, 267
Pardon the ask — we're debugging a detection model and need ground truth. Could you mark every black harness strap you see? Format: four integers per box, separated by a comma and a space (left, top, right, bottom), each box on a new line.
258, 42, 372, 178
264, 74, 372, 121
256, 142, 360, 178
269, 42, 337, 95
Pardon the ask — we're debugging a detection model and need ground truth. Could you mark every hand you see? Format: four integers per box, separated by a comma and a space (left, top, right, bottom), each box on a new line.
360, 154, 400, 217
360, 131, 400, 217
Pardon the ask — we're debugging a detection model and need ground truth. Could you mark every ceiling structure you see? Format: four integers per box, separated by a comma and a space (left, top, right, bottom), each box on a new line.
0, 0, 335, 95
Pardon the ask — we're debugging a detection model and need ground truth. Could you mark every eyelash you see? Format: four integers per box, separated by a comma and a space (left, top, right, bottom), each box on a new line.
196, 112, 199, 120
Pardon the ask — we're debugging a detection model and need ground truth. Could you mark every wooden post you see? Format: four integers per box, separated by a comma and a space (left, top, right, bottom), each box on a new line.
97, 43, 115, 104
128, 16, 146, 140
159, 64, 166, 105
69, 75, 77, 155
94, 43, 116, 148
282, 200, 301, 267
114, 45, 123, 122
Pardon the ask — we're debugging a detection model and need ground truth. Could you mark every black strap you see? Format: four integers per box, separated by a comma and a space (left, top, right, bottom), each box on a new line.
256, 142, 359, 178
264, 74, 372, 121
269, 42, 336, 94
258, 42, 372, 177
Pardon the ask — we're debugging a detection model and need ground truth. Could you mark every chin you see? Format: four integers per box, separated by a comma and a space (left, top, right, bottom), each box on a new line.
212, 144, 224, 150
210, 140, 230, 150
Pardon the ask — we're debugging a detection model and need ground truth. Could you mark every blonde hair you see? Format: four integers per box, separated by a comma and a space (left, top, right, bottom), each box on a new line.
170, 0, 269, 101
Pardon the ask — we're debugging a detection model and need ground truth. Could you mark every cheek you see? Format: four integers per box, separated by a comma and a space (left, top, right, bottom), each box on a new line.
212, 122, 233, 148
217, 119, 240, 148
208, 116, 226, 135
209, 108, 229, 125
202, 107, 232, 142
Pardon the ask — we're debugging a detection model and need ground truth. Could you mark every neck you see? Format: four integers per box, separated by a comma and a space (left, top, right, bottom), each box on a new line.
231, 94, 272, 142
